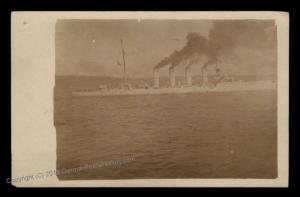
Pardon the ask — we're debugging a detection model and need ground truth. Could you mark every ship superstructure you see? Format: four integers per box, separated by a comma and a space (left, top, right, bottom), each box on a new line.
72, 38, 276, 97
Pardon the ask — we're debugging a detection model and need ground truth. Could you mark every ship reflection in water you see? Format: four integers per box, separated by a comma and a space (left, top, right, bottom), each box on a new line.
55, 77, 277, 179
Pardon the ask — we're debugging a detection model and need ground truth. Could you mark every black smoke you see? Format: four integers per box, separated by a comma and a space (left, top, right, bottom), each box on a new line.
154, 32, 216, 70
155, 20, 277, 74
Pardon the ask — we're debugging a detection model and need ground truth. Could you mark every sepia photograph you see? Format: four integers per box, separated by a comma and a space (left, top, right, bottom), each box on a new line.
11, 12, 289, 187
55, 18, 277, 179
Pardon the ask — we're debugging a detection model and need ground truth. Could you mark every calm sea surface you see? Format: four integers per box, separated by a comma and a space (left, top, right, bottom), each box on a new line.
55, 82, 277, 179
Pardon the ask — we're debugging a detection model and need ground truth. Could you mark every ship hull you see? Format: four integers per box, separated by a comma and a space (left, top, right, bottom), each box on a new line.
72, 81, 276, 97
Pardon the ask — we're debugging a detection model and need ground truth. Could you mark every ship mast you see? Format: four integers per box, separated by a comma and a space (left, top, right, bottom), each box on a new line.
120, 39, 127, 84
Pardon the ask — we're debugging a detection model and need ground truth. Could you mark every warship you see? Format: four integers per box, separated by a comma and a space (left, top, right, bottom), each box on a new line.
72, 39, 276, 97
71, 78, 276, 97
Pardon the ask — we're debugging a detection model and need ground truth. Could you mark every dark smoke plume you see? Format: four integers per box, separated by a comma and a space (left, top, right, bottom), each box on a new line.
185, 54, 200, 71
155, 20, 276, 73
155, 32, 216, 70
201, 59, 215, 71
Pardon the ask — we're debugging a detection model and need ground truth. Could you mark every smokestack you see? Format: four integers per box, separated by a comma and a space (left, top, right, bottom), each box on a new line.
153, 68, 160, 88
201, 66, 209, 86
185, 67, 192, 86
202, 69, 208, 86
201, 60, 214, 86
169, 67, 176, 88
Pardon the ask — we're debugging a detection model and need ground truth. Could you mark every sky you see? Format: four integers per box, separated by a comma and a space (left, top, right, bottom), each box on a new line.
55, 19, 276, 77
